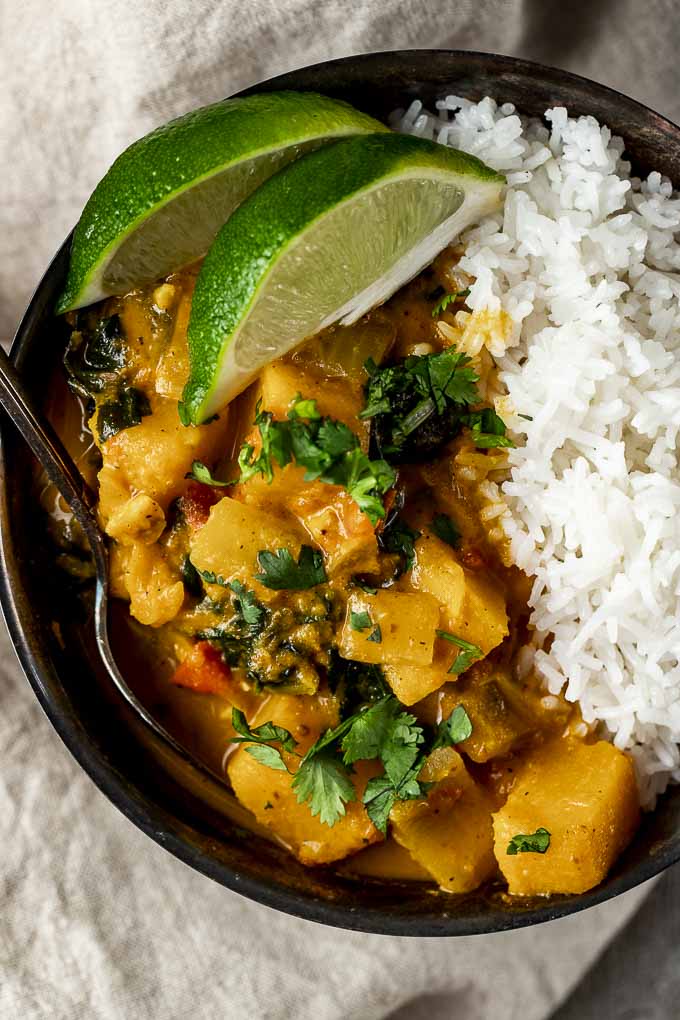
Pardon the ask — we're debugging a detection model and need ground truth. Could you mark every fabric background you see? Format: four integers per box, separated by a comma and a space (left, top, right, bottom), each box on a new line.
1, 2, 679, 1018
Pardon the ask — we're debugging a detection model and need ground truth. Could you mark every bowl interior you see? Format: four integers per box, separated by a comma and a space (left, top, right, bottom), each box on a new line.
2, 50, 680, 935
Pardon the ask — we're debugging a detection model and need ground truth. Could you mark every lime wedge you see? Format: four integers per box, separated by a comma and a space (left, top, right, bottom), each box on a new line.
56, 92, 386, 313
181, 133, 504, 423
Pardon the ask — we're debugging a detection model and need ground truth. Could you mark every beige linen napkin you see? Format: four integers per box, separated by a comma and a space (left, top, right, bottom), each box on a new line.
1, 2, 677, 1017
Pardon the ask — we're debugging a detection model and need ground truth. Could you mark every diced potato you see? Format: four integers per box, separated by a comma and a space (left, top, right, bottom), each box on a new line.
411, 532, 508, 654
190, 497, 306, 583
493, 739, 640, 896
339, 590, 440, 666
227, 692, 380, 865
382, 641, 451, 705
291, 484, 379, 574
123, 544, 185, 626
258, 360, 369, 446
98, 397, 229, 517
390, 747, 497, 893
105, 493, 165, 546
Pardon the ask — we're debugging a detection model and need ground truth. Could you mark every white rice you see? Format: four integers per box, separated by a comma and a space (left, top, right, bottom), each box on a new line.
394, 95, 680, 807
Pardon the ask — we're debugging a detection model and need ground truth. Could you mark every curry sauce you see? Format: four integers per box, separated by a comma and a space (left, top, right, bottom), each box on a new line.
54, 252, 640, 897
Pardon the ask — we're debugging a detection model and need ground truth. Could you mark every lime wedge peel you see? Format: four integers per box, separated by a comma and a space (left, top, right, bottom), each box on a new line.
181, 132, 504, 424
56, 91, 386, 313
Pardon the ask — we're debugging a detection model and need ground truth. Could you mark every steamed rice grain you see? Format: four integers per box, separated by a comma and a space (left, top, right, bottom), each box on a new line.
395, 96, 680, 806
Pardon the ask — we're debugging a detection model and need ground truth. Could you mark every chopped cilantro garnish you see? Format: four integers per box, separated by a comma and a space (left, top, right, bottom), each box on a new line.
231, 710, 296, 751
185, 460, 233, 486
350, 610, 372, 631
255, 545, 327, 590
236, 398, 395, 524
431, 512, 462, 549
228, 580, 265, 630
229, 696, 474, 833
436, 630, 483, 675
432, 705, 472, 749
506, 828, 551, 855
431, 289, 470, 318
360, 347, 513, 462
291, 749, 357, 826
462, 407, 514, 449
196, 566, 230, 588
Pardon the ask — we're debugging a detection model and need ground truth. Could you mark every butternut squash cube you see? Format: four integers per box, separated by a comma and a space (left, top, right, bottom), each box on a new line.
390, 747, 497, 892
382, 641, 451, 705
411, 532, 508, 654
190, 496, 306, 583
227, 692, 380, 865
339, 590, 440, 666
493, 739, 640, 896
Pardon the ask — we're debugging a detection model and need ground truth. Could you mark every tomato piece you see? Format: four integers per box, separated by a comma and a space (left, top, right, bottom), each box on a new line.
180, 482, 222, 530
170, 640, 231, 696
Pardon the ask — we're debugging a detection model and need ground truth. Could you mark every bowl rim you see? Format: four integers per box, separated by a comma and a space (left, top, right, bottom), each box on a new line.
2, 47, 680, 937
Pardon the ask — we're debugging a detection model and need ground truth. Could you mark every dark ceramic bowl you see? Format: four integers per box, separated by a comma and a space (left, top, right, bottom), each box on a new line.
2, 50, 680, 936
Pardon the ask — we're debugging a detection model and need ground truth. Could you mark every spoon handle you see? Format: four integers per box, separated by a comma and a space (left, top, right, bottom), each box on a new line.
0, 345, 99, 537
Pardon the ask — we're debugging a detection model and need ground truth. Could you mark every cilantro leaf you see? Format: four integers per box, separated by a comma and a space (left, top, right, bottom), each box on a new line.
236, 397, 395, 523
506, 828, 551, 855
292, 749, 357, 827
431, 512, 461, 549
427, 348, 479, 411
350, 610, 372, 631
238, 402, 293, 483
231, 708, 297, 753
320, 445, 396, 526
431, 288, 471, 318
432, 705, 473, 749
362, 775, 397, 834
255, 545, 327, 590
463, 408, 515, 449
288, 395, 321, 420
185, 460, 233, 487
228, 580, 265, 630
380, 516, 421, 576
436, 630, 483, 675
367, 625, 382, 643
341, 696, 424, 788
360, 347, 494, 463
244, 744, 290, 771
341, 697, 399, 764
196, 566, 230, 587
316, 419, 357, 459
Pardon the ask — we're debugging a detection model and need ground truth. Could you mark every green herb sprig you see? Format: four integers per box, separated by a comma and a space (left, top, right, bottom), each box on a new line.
229, 698, 473, 832
506, 828, 551, 855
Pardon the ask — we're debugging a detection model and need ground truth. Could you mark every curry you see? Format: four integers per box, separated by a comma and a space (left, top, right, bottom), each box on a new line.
55, 251, 640, 897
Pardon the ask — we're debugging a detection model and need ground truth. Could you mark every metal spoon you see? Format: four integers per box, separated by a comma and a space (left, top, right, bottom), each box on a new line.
0, 344, 227, 788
